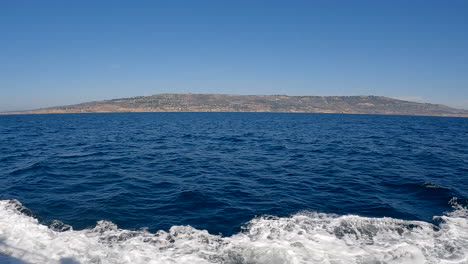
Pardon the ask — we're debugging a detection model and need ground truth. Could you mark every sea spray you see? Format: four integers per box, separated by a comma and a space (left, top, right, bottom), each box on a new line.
1, 199, 467, 264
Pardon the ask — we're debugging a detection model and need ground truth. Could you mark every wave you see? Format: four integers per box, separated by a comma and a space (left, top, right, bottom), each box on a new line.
0, 199, 467, 264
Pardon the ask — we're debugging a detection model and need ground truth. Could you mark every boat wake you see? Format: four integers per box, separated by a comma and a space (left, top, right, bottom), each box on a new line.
0, 199, 467, 264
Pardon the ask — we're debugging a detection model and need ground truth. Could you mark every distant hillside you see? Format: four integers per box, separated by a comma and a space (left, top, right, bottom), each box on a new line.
3, 94, 468, 117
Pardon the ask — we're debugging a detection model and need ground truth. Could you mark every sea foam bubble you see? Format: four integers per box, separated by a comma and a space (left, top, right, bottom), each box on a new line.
0, 199, 467, 264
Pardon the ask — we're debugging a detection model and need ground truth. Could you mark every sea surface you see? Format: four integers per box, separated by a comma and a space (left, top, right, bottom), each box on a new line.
0, 112, 467, 264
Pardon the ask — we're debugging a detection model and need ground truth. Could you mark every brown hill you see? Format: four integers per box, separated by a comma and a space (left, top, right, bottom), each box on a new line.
3, 94, 468, 117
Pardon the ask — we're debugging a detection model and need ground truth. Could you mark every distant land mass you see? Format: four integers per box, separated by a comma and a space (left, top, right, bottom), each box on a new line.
3, 94, 468, 117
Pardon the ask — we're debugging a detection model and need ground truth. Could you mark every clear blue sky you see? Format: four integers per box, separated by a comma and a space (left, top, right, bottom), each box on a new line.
1, 0, 467, 111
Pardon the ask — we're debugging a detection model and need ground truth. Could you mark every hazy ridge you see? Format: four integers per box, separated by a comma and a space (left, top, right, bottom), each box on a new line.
3, 94, 468, 117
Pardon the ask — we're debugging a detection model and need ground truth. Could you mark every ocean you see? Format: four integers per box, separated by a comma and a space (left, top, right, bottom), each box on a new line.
0, 112, 467, 264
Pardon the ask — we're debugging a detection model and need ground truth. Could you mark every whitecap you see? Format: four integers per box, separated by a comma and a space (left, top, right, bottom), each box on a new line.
0, 199, 467, 264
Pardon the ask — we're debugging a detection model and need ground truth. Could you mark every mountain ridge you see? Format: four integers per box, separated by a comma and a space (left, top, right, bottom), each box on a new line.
2, 93, 468, 117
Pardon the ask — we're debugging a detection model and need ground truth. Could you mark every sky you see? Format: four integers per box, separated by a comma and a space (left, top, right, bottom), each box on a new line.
1, 0, 467, 111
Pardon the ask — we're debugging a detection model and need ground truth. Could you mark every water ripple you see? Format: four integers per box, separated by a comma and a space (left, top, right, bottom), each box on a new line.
0, 113, 467, 237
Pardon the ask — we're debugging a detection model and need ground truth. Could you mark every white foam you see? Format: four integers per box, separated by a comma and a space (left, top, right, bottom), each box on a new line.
0, 199, 467, 264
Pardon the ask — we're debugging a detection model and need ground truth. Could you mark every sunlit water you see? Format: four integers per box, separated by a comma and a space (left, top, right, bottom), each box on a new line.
1, 113, 467, 263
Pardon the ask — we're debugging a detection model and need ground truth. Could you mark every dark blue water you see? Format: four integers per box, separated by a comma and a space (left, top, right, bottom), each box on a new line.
1, 113, 467, 236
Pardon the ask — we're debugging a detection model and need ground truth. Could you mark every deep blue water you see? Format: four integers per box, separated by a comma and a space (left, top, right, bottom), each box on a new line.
1, 113, 467, 236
